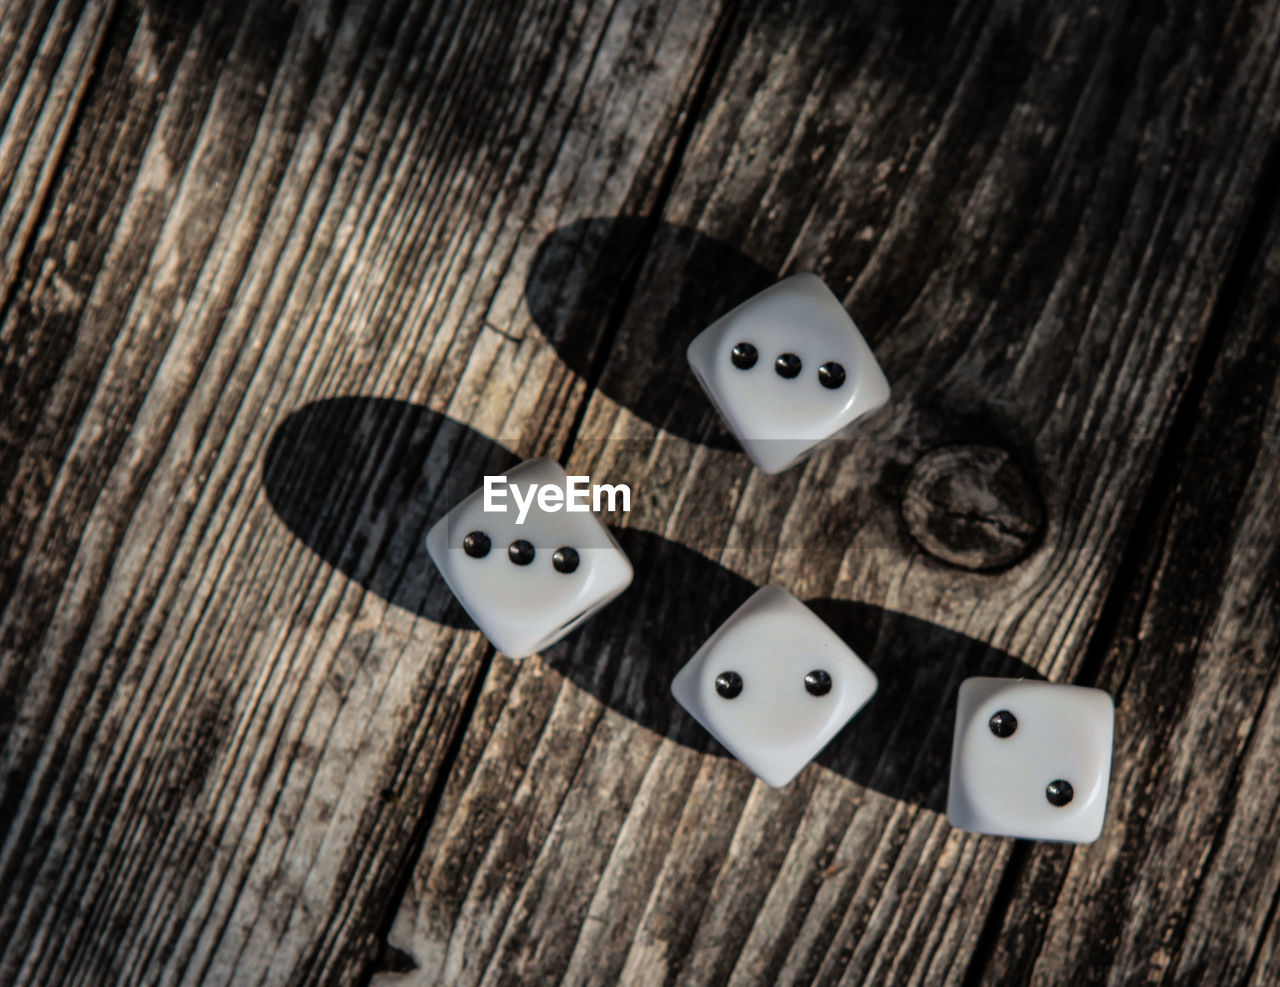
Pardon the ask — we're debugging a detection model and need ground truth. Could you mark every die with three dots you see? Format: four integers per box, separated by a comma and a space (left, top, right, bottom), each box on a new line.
426, 458, 633, 659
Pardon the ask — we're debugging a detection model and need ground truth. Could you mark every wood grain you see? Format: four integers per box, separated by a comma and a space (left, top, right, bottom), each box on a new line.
0, 0, 732, 982
382, 0, 1280, 984
2, 0, 1280, 983
0, 0, 118, 307
973, 177, 1280, 986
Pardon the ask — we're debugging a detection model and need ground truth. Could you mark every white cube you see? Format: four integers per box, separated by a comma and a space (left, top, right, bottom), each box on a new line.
686, 273, 890, 474
425, 458, 633, 658
671, 585, 878, 787
947, 678, 1115, 843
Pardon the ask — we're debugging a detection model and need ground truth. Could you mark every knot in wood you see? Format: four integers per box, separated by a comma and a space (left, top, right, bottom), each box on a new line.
901, 445, 1044, 571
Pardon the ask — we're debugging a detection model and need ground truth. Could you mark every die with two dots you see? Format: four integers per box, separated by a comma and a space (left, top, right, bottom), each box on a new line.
426, 271, 1115, 844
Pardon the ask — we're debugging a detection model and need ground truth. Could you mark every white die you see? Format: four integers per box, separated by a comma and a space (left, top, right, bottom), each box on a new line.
670, 586, 878, 787
686, 273, 890, 474
947, 678, 1115, 843
425, 458, 633, 658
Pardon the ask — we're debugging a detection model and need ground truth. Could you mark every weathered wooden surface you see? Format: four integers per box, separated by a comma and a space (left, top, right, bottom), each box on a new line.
1, 0, 1279, 983
975, 177, 1280, 986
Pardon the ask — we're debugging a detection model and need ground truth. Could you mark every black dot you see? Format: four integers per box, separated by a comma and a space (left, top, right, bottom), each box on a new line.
988, 710, 1018, 738
775, 353, 802, 378
508, 540, 535, 565
818, 361, 846, 389
804, 670, 832, 696
715, 671, 743, 699
463, 531, 490, 558
1046, 780, 1074, 807
552, 546, 580, 573
731, 342, 758, 369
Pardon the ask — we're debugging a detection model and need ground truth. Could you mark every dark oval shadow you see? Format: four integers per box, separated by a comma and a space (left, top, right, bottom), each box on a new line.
524, 217, 777, 448
262, 396, 1043, 808
262, 396, 519, 625
804, 598, 1042, 809
545, 532, 1044, 810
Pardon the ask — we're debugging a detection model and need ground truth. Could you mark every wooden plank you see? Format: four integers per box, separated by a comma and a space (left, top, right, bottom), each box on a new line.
0, 0, 117, 305
972, 189, 1280, 985
381, 0, 1280, 984
0, 0, 732, 983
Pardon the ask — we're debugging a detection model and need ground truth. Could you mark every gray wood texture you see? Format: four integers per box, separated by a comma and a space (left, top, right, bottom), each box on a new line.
1, 0, 1278, 983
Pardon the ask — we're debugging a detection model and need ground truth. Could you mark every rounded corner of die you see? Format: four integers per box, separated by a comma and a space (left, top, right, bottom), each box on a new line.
1063, 806, 1109, 845
1078, 824, 1106, 846
784, 270, 825, 294
519, 456, 567, 484
944, 792, 972, 834
868, 373, 892, 412
489, 625, 541, 660
757, 768, 798, 790
669, 662, 697, 708
954, 676, 987, 704
615, 548, 636, 586
748, 583, 794, 612
424, 518, 450, 565
849, 362, 891, 420
755, 459, 795, 477
686, 326, 714, 369
742, 442, 800, 475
